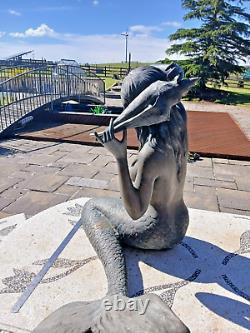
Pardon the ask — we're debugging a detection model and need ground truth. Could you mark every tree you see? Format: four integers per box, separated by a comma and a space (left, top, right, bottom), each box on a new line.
166, 0, 250, 89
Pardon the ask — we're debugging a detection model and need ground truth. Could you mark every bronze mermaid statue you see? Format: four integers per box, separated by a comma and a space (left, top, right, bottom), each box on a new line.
34, 64, 197, 333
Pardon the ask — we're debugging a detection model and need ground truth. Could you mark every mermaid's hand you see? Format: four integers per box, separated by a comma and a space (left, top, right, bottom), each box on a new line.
95, 118, 127, 160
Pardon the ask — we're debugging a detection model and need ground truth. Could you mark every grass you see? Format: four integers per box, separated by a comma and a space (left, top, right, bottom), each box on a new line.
224, 79, 250, 88
205, 83, 250, 106
101, 75, 250, 105
91, 62, 151, 69
90, 105, 107, 115
102, 77, 119, 90
0, 95, 15, 107
94, 62, 152, 90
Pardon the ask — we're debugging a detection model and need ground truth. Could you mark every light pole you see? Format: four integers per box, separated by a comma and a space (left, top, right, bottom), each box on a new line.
121, 31, 129, 63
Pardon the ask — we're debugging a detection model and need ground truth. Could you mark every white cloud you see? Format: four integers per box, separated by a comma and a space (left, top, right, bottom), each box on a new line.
92, 0, 99, 5
8, 9, 21, 16
6, 22, 181, 62
0, 32, 6, 38
10, 24, 56, 38
129, 21, 182, 37
1, 33, 172, 63
161, 21, 182, 28
129, 25, 162, 36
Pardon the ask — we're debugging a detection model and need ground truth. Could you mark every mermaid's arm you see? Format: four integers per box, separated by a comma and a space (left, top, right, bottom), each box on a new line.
95, 120, 157, 220
116, 153, 156, 220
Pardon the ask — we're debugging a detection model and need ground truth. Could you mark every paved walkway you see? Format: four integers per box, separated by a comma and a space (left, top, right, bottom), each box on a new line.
0, 138, 249, 219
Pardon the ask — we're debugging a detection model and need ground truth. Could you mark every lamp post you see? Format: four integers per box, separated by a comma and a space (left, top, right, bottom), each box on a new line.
121, 31, 129, 63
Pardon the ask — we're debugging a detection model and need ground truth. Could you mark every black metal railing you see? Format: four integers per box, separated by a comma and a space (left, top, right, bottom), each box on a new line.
0, 64, 105, 134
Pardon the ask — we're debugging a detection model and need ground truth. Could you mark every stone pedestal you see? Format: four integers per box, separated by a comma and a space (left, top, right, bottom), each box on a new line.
0, 198, 249, 332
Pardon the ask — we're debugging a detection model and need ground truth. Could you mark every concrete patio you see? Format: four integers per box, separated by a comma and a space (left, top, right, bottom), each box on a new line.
0, 138, 249, 219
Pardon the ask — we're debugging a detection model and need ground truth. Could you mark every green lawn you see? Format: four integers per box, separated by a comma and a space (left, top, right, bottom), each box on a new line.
206, 83, 250, 106
101, 76, 250, 106
91, 62, 151, 69
103, 77, 119, 90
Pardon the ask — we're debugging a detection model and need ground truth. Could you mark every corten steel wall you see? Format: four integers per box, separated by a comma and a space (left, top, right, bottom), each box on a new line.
16, 111, 250, 160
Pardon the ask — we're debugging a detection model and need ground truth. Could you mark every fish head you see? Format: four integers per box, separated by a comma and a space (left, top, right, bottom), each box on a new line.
158, 77, 199, 106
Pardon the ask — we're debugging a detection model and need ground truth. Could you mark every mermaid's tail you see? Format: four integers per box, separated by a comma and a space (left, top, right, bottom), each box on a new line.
33, 294, 190, 333
81, 199, 127, 296
33, 199, 190, 332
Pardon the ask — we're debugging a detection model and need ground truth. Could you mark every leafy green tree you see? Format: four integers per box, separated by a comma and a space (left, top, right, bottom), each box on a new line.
166, 0, 250, 89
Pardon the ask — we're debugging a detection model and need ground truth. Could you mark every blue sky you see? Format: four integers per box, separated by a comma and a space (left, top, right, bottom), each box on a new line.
0, 0, 249, 63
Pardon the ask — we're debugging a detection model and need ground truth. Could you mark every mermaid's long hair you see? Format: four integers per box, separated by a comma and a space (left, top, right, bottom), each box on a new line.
121, 66, 188, 180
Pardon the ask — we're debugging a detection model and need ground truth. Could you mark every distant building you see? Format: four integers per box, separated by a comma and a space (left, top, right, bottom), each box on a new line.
57, 59, 86, 76
244, 67, 250, 79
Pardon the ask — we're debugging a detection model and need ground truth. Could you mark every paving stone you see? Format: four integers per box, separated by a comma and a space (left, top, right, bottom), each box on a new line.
219, 207, 250, 217
31, 140, 59, 148
17, 174, 68, 192
0, 160, 22, 177
193, 185, 216, 195
212, 158, 229, 164
184, 191, 219, 211
185, 175, 194, 183
0, 197, 14, 210
192, 158, 212, 168
1, 187, 28, 201
217, 188, 250, 211
53, 142, 80, 153
16, 154, 61, 166
235, 177, 250, 192
51, 160, 71, 169
55, 184, 81, 197
186, 164, 214, 179
71, 145, 94, 154
92, 172, 114, 181
3, 191, 69, 217
57, 152, 98, 165
45, 150, 67, 159
228, 159, 250, 166
88, 146, 113, 156
92, 173, 119, 192
16, 145, 51, 153
9, 170, 30, 179
29, 145, 62, 156
106, 177, 119, 192
213, 164, 250, 179
0, 177, 23, 194
102, 162, 119, 175
214, 174, 236, 182
66, 177, 109, 189
60, 164, 99, 178
91, 155, 115, 168
20, 164, 61, 174
193, 177, 237, 189
70, 188, 120, 200
184, 179, 193, 192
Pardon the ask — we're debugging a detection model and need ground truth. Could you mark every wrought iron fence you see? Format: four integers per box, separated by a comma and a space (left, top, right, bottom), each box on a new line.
0, 64, 105, 134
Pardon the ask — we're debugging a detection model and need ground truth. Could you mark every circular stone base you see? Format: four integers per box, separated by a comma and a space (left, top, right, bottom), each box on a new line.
0, 198, 249, 332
